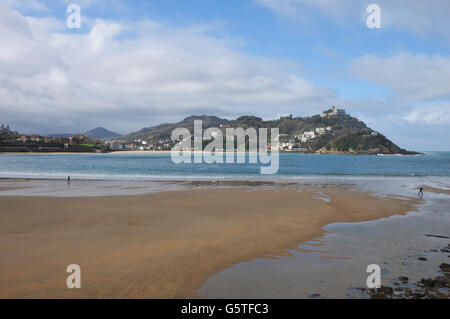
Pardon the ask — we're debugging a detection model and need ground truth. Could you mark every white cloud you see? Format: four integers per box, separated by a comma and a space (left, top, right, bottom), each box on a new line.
0, 4, 336, 133
352, 53, 450, 102
1, 0, 447, 152
350, 52, 450, 134
404, 103, 450, 125
256, 0, 450, 41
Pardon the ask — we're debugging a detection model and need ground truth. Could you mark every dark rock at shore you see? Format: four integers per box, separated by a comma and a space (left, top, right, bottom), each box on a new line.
367, 286, 394, 298
420, 278, 433, 286
419, 277, 448, 289
440, 263, 450, 273
434, 277, 448, 288
362, 244, 450, 299
379, 286, 393, 294
366, 248, 450, 299
398, 276, 409, 283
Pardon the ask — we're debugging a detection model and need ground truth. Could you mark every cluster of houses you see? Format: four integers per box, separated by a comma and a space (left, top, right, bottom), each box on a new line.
278, 125, 335, 151
0, 123, 89, 146
105, 138, 172, 151
280, 142, 295, 151
17, 134, 87, 145
0, 124, 47, 143
106, 136, 299, 153
104, 127, 337, 152
295, 126, 332, 143
0, 123, 19, 140
0, 124, 103, 152
278, 107, 344, 150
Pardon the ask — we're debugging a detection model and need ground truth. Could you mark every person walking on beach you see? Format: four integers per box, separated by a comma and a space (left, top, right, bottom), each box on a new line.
67, 176, 71, 187
418, 187, 424, 198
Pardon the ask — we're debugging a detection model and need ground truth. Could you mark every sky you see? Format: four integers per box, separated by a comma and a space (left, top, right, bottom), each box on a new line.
0, 0, 449, 151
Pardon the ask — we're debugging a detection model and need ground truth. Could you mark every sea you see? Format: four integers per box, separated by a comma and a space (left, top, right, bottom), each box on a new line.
0, 152, 448, 180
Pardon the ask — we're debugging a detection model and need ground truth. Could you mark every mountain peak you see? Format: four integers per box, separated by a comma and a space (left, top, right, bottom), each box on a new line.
85, 127, 120, 139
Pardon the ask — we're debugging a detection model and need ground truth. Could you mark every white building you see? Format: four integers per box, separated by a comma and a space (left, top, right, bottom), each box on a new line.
106, 140, 126, 150
315, 127, 325, 134
300, 130, 316, 142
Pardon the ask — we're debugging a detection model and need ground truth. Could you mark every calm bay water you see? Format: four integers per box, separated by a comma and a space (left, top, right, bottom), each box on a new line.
0, 152, 449, 179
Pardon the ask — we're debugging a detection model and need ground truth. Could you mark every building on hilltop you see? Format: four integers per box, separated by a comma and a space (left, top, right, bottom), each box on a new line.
1, 123, 13, 136
0, 124, 20, 140
320, 106, 346, 118
1, 123, 10, 132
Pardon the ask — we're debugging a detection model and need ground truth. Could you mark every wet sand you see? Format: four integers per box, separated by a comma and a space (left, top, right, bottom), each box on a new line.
423, 186, 450, 195
0, 188, 418, 298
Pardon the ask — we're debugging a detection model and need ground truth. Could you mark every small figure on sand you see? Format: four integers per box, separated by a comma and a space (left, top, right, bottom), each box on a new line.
418, 187, 424, 199
67, 176, 71, 187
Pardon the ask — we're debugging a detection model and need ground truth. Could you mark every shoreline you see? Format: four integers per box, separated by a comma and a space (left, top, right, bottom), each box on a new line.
0, 187, 420, 298
0, 150, 432, 155
0, 150, 172, 155
1, 176, 449, 201
1, 176, 449, 199
1, 174, 450, 182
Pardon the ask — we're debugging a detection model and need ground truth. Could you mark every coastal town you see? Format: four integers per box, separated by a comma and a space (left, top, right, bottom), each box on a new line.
0, 123, 105, 153
0, 123, 175, 153
1, 122, 333, 153
104, 107, 350, 152
1, 107, 401, 154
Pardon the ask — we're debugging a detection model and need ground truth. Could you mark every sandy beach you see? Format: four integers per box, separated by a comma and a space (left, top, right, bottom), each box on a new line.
0, 186, 419, 298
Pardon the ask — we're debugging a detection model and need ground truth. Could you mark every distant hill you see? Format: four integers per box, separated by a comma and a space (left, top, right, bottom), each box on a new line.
120, 109, 419, 155
85, 127, 120, 139
125, 115, 229, 142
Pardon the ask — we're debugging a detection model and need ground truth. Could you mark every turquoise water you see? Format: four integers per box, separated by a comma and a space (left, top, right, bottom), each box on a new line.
0, 152, 449, 179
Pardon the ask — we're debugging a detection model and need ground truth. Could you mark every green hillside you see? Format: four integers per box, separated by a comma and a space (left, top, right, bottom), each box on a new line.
319, 130, 418, 155
117, 108, 418, 155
